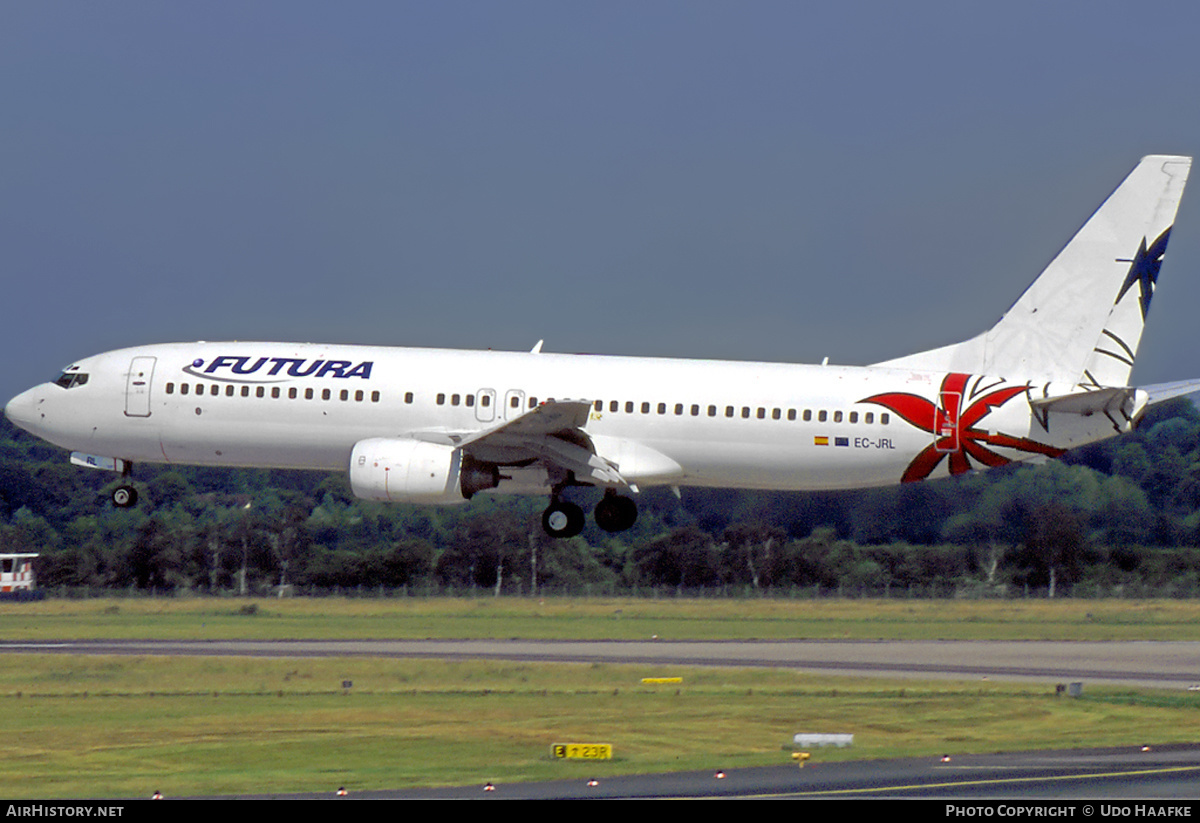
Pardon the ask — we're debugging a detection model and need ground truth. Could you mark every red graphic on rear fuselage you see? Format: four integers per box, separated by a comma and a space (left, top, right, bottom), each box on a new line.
861, 373, 1065, 482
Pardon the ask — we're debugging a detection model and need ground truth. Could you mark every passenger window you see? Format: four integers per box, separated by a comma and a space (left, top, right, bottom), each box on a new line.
166, 383, 175, 395
481, 395, 491, 407
641, 402, 650, 414
834, 411, 842, 423
818, 410, 827, 422
241, 386, 250, 397
772, 408, 781, 420
305, 388, 314, 400
529, 397, 538, 407
405, 392, 414, 404
322, 388, 330, 400
865, 412, 874, 424
625, 401, 634, 413
757, 408, 765, 419
181, 384, 189, 396
289, 388, 298, 399
594, 400, 603, 412
210, 385, 219, 396
610, 400, 619, 413
657, 403, 667, 415
849, 411, 858, 423
451, 394, 460, 406
195, 384, 203, 395
514, 397, 523, 409
272, 387, 280, 399
742, 407, 750, 419
726, 406, 734, 417
372, 391, 381, 402
803, 409, 812, 422
257, 387, 266, 398
436, 393, 445, 405
674, 403, 683, 415
691, 404, 700, 416
881, 413, 890, 425
226, 386, 234, 397
708, 405, 716, 417
355, 390, 364, 402
466, 395, 475, 407
787, 409, 796, 421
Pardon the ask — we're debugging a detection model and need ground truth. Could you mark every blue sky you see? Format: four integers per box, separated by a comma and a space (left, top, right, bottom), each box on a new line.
4, 1, 1200, 401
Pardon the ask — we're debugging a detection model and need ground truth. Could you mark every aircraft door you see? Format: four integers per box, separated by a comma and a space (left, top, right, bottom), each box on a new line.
935, 390, 960, 452
475, 389, 495, 423
125, 356, 157, 418
504, 390, 525, 420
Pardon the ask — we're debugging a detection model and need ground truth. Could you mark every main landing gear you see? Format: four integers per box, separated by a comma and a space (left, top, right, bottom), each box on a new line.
540, 491, 638, 538
542, 500, 586, 538
594, 491, 638, 533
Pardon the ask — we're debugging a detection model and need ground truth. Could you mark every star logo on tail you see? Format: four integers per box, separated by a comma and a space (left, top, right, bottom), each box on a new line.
1116, 226, 1172, 320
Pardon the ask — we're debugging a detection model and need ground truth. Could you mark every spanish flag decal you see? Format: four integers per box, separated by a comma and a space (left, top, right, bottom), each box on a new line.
814, 436, 829, 446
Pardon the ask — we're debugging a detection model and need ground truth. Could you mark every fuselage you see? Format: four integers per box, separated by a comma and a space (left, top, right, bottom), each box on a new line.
3, 341, 1121, 494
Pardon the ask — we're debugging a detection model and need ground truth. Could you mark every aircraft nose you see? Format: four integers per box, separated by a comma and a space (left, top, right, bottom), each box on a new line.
4, 388, 42, 434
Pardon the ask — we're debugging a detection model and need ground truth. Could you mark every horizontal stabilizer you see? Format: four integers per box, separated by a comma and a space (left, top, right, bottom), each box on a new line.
1028, 387, 1140, 416
1140, 379, 1200, 406
1028, 379, 1200, 429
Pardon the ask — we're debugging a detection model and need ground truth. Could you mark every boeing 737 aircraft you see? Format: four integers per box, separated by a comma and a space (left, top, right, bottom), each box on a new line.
5, 155, 1197, 537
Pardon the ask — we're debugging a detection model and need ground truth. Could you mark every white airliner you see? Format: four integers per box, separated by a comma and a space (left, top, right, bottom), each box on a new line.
5, 155, 1198, 538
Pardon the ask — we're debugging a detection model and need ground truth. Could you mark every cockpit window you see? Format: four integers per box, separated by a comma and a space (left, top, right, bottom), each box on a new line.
54, 371, 89, 389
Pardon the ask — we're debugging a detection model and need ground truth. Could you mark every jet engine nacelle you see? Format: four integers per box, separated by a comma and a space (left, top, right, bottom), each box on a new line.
349, 438, 499, 504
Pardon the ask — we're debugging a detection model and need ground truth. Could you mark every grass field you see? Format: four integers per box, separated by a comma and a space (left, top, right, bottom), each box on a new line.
0, 597, 1197, 797
3, 595, 1200, 641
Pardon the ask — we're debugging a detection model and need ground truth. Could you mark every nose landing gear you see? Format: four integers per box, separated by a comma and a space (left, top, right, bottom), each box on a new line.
111, 460, 138, 508
112, 484, 138, 508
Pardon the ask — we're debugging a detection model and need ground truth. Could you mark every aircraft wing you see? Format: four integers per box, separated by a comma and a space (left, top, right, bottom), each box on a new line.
454, 399, 593, 445
451, 399, 628, 487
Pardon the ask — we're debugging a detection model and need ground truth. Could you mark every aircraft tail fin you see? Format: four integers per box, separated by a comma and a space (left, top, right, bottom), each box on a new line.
874, 155, 1192, 385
